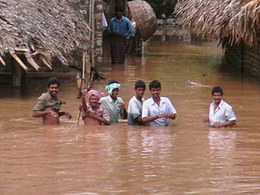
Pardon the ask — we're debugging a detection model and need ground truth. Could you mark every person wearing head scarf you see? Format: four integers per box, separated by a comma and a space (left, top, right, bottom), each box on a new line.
99, 80, 127, 124
81, 89, 110, 125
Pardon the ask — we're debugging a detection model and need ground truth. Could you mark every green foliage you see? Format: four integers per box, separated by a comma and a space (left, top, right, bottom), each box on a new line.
145, 0, 177, 18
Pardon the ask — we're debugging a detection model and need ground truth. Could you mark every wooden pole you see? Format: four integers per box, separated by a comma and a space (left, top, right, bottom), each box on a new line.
91, 0, 95, 69
10, 52, 28, 72
86, 52, 92, 89
82, 51, 86, 90
24, 52, 41, 71
0, 56, 6, 66
39, 55, 52, 69
12, 59, 22, 88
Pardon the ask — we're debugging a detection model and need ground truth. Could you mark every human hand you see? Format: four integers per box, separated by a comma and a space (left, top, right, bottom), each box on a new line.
46, 108, 59, 118
65, 112, 72, 119
210, 123, 223, 128
203, 116, 209, 123
118, 103, 126, 110
157, 113, 169, 118
78, 105, 82, 111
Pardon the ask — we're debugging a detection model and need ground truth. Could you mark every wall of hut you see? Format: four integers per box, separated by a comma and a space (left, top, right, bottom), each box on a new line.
68, 0, 104, 69
224, 42, 260, 77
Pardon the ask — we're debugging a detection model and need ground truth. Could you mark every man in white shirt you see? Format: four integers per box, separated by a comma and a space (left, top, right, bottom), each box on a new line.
142, 80, 177, 126
205, 86, 236, 128
128, 80, 146, 126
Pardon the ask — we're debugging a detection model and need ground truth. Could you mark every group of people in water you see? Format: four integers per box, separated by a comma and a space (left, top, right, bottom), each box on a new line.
32, 77, 237, 128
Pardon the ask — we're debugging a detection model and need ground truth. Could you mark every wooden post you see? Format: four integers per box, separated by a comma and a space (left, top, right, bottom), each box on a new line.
0, 56, 6, 66
12, 60, 22, 88
10, 52, 28, 71
85, 51, 92, 89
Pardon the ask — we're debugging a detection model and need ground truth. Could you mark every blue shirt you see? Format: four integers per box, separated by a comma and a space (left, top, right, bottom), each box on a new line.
108, 16, 136, 37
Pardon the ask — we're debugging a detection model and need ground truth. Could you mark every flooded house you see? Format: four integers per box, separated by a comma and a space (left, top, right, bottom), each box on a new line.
175, 0, 260, 77
0, 0, 157, 89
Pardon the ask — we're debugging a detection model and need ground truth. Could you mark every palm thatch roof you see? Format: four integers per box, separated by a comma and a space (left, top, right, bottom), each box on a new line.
175, 0, 260, 46
0, 0, 90, 71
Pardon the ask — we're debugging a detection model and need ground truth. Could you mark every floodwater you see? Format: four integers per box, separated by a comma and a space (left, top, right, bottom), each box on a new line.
1, 42, 260, 194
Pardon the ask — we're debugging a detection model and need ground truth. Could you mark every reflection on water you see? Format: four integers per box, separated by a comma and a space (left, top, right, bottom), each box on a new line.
1, 42, 260, 194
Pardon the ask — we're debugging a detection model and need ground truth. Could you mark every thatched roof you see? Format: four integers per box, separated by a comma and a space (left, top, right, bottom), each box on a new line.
0, 0, 89, 70
175, 0, 260, 46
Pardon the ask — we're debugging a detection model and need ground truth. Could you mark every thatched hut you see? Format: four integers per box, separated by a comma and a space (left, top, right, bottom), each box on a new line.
0, 0, 90, 73
175, 0, 260, 77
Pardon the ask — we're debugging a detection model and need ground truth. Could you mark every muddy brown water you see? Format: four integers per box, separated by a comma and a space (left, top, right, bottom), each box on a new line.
1, 42, 260, 194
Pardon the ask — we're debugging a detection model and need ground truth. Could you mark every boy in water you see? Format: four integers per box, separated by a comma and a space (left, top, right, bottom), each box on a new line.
127, 80, 146, 126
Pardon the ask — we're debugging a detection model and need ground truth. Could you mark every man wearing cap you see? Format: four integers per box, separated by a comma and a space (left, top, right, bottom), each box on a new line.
99, 80, 127, 124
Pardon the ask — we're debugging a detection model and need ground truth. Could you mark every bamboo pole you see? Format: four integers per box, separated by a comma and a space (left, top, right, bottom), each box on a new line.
0, 56, 6, 66
82, 51, 86, 90
85, 51, 92, 89
10, 52, 28, 71
91, 0, 95, 69
24, 52, 41, 71
39, 55, 52, 69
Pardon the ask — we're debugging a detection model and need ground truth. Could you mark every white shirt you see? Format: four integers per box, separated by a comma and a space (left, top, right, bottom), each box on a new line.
127, 96, 145, 125
142, 97, 177, 126
209, 100, 236, 126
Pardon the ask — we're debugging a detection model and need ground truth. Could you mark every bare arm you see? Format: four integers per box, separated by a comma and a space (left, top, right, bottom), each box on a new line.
136, 116, 143, 123
58, 112, 72, 119
86, 111, 110, 125
204, 115, 209, 123
142, 115, 159, 123
210, 120, 236, 128
142, 113, 176, 123
32, 109, 57, 118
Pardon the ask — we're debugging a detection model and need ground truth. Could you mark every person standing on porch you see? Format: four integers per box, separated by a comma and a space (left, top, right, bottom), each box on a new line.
108, 6, 135, 65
